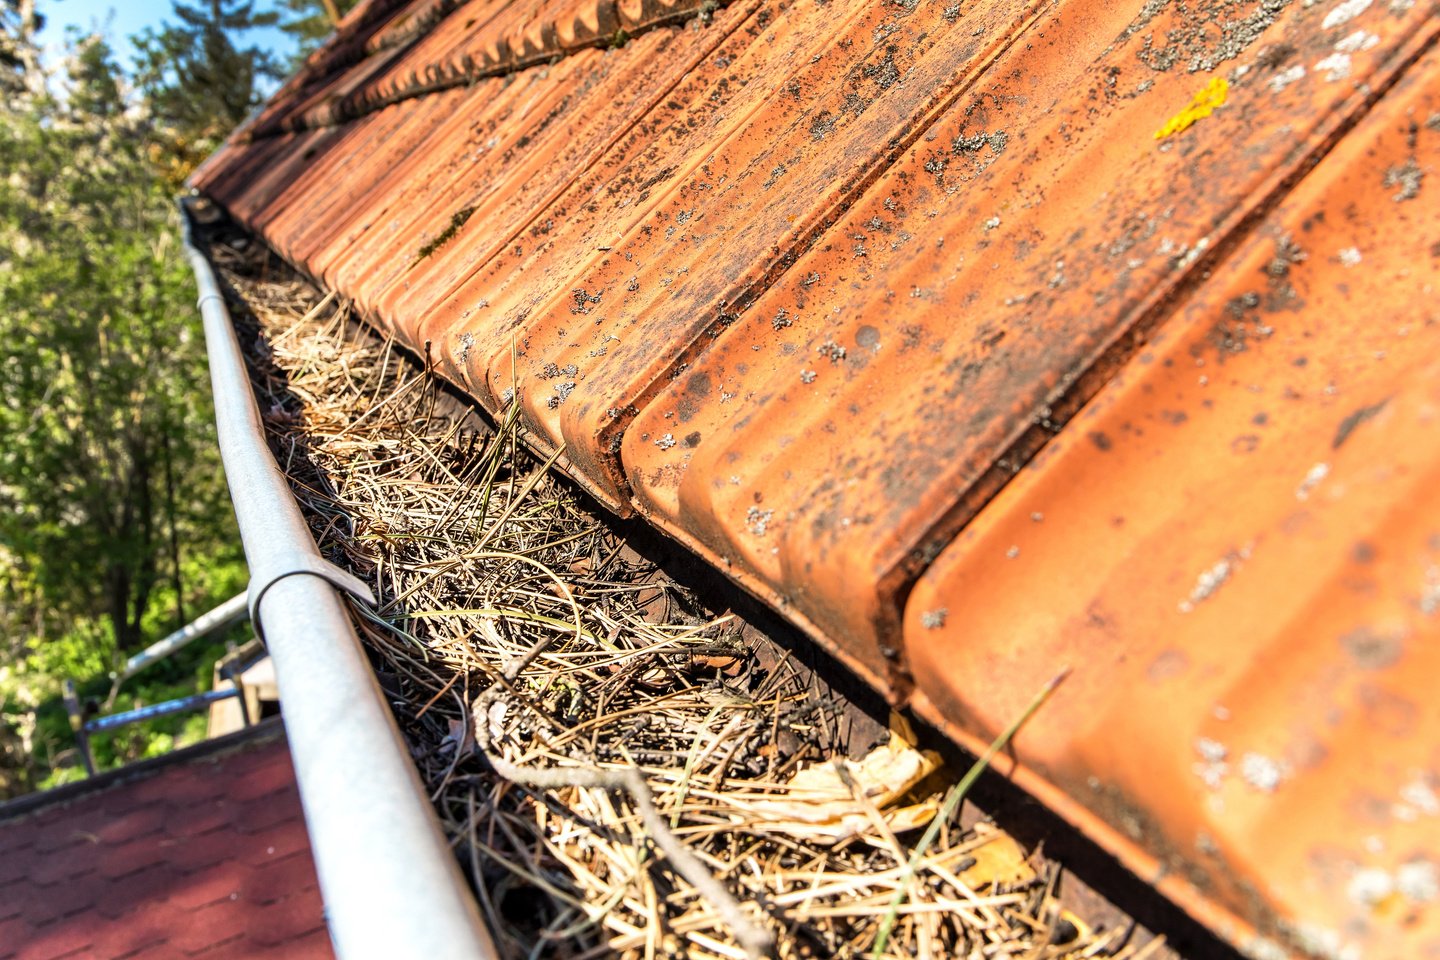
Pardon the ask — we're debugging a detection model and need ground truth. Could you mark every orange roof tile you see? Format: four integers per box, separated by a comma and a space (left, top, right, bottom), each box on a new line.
905, 46, 1440, 955
194, 0, 1440, 954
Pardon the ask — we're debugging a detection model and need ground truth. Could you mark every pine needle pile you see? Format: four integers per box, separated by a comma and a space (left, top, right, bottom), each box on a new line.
203, 222, 1152, 960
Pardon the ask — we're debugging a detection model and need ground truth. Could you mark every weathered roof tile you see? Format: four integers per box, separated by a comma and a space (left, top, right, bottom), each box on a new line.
193, 0, 1440, 953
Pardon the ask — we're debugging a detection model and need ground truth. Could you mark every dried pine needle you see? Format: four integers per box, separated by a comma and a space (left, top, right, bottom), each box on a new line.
206, 226, 1126, 960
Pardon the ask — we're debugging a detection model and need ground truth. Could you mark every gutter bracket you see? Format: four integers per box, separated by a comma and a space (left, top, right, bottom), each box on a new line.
248, 561, 378, 643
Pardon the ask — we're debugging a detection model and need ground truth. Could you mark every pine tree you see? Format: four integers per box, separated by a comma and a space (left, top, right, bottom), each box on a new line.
66, 34, 124, 122
0, 18, 245, 795
0, 31, 237, 691
132, 0, 282, 177
0, 0, 42, 105
278, 0, 360, 63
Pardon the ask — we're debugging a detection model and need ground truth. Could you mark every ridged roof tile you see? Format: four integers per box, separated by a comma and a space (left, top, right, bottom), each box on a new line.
194, 0, 1440, 954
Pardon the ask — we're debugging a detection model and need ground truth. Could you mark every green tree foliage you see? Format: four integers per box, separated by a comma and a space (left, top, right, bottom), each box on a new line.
0, 25, 243, 790
0, 0, 41, 103
133, 0, 282, 182
278, 0, 359, 64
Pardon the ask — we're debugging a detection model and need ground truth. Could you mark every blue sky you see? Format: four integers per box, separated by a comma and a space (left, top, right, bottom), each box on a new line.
37, 1, 298, 70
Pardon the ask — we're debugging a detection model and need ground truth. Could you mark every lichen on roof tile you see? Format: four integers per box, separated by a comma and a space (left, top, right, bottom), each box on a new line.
191, 0, 1440, 954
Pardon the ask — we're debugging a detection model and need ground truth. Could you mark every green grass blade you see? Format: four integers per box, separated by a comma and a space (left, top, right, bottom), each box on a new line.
871, 668, 1070, 957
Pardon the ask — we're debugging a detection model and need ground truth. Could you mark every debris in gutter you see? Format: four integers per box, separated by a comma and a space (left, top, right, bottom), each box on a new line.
208, 225, 1158, 960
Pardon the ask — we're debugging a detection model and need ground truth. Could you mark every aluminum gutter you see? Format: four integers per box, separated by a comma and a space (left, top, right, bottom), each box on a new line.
177, 197, 499, 960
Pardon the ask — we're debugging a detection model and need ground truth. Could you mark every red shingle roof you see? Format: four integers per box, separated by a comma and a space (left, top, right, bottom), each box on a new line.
0, 724, 332, 960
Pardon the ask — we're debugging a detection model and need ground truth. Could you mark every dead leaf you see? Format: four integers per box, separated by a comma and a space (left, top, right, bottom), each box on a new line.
691, 654, 744, 675
443, 717, 475, 760
733, 736, 944, 844
957, 832, 1034, 889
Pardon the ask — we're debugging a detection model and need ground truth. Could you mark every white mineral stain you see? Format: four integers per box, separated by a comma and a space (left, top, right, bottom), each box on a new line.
1296, 462, 1330, 500
1347, 867, 1394, 907
1316, 52, 1352, 80
1323, 0, 1372, 29
1335, 29, 1379, 52
1420, 566, 1440, 616
1400, 775, 1440, 815
1194, 737, 1229, 789
1179, 546, 1253, 612
1241, 752, 1284, 792
1398, 860, 1440, 902
1270, 64, 1307, 92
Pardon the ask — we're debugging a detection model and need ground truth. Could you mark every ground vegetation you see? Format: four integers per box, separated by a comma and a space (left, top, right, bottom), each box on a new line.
0, 1, 270, 796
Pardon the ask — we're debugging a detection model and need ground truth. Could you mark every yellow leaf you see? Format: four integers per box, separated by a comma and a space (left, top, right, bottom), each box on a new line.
957, 831, 1034, 889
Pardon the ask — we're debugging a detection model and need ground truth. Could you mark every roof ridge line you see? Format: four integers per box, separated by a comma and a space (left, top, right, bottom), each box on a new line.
245, 0, 736, 140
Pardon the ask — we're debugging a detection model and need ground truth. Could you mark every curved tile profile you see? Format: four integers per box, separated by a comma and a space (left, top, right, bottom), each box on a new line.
193, 0, 1440, 954
903, 49, 1440, 958
623, 0, 1437, 690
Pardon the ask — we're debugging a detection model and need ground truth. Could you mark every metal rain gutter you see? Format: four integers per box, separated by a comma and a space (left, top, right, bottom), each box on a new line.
177, 197, 499, 960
